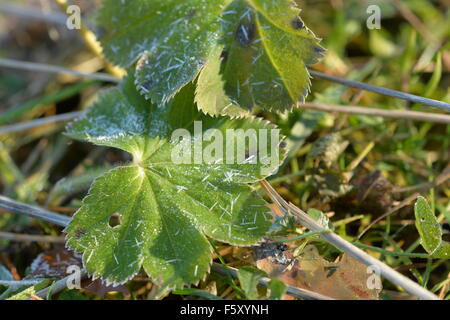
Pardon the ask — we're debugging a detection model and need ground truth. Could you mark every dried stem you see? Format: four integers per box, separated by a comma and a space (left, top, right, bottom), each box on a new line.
2, 188, 438, 300
0, 111, 83, 135
0, 58, 120, 83
310, 70, 450, 112
211, 263, 334, 300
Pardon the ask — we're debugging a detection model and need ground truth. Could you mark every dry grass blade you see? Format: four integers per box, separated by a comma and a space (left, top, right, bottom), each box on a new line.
0, 195, 71, 227
299, 103, 450, 124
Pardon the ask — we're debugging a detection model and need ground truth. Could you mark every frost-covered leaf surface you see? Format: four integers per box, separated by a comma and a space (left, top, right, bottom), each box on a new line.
415, 197, 450, 259
97, 0, 323, 114
217, 0, 324, 113
64, 76, 285, 287
98, 0, 229, 105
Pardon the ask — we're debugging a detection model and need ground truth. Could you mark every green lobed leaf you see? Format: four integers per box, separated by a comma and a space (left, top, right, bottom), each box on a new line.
414, 196, 450, 258
97, 0, 323, 114
65, 75, 286, 287
213, 0, 324, 114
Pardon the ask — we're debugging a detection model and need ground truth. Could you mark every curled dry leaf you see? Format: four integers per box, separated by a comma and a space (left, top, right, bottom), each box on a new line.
254, 242, 381, 300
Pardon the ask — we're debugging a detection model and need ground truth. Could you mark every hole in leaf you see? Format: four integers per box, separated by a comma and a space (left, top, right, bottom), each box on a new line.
109, 213, 122, 228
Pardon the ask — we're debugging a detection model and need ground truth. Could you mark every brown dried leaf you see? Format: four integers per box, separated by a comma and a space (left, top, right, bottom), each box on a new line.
303, 248, 380, 300
255, 243, 381, 300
